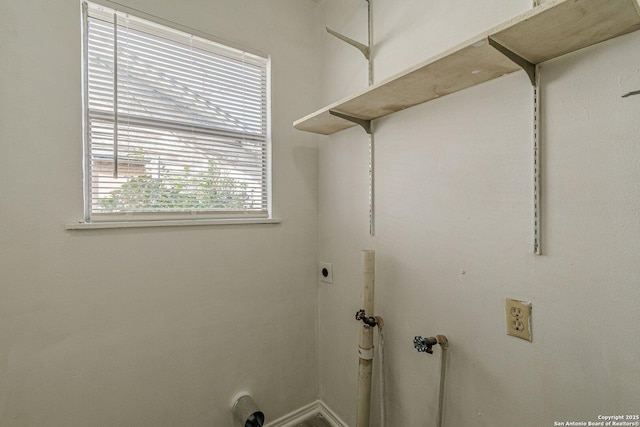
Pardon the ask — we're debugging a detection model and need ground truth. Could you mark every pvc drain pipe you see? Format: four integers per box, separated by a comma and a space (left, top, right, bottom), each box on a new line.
435, 335, 449, 427
231, 393, 264, 427
414, 334, 449, 427
356, 250, 376, 427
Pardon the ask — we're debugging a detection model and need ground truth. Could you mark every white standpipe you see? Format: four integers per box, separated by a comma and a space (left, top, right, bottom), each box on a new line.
435, 335, 449, 427
357, 250, 376, 427
413, 334, 450, 427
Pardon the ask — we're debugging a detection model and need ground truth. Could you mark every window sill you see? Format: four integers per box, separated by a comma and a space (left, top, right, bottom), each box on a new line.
65, 217, 282, 230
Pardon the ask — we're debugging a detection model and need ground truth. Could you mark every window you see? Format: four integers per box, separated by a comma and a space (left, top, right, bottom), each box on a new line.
82, 2, 269, 223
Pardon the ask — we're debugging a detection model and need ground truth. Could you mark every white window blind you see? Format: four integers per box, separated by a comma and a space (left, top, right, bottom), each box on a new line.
83, 2, 269, 221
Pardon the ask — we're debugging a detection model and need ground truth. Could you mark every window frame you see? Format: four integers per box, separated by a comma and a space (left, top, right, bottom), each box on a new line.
79, 1, 273, 226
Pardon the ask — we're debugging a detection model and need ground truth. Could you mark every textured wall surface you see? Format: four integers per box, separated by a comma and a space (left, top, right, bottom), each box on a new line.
0, 1, 320, 425
2, 1, 640, 426
315, 1, 640, 426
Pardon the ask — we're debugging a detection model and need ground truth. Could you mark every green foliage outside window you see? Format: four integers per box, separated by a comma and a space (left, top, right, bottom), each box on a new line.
99, 160, 247, 212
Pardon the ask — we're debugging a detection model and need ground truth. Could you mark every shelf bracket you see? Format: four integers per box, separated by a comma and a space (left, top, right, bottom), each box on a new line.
533, 64, 542, 255
622, 89, 640, 98
326, 27, 370, 60
327, 0, 375, 236
488, 37, 536, 86
490, 33, 542, 254
329, 110, 372, 134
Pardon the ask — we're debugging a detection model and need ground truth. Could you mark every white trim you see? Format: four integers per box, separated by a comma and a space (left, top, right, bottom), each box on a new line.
264, 400, 318, 427
83, 1, 270, 222
266, 55, 273, 219
264, 400, 348, 427
81, 2, 91, 222
85, 0, 268, 59
318, 401, 349, 427
65, 217, 282, 230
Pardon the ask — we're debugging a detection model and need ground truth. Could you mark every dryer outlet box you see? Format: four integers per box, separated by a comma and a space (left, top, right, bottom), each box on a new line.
319, 262, 333, 284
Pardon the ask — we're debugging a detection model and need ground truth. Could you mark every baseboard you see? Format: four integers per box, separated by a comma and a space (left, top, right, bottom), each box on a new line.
317, 401, 349, 427
264, 400, 319, 427
265, 400, 348, 427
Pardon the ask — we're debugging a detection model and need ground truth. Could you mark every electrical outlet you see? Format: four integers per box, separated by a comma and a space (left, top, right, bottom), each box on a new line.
319, 262, 333, 284
505, 298, 532, 341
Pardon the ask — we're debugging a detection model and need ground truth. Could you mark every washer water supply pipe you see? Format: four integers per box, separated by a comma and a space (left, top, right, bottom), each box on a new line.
414, 334, 449, 427
354, 250, 384, 427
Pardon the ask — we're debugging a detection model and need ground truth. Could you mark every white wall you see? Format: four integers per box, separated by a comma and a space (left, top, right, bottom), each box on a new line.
0, 1, 320, 426
3, 1, 640, 426
316, 1, 640, 426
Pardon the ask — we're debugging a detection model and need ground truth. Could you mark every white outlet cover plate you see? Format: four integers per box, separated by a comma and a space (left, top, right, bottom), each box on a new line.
319, 262, 333, 284
505, 298, 532, 341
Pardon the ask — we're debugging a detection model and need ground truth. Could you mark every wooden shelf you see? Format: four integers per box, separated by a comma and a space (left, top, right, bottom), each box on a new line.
294, 0, 640, 135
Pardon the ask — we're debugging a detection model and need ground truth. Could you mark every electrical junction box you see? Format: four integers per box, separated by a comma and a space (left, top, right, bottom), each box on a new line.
319, 262, 333, 284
